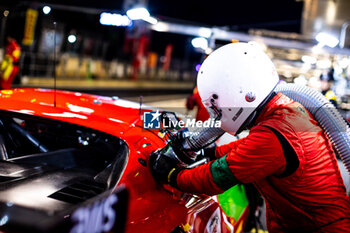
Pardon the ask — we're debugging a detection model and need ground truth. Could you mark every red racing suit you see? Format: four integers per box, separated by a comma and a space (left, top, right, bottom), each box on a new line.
177, 92, 350, 232
0, 39, 21, 89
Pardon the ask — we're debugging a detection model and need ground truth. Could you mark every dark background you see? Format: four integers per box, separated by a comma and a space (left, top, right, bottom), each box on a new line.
2, 0, 304, 32
0, 0, 305, 78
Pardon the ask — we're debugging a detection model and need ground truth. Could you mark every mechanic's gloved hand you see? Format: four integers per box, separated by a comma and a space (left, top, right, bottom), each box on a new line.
149, 146, 183, 187
201, 145, 217, 161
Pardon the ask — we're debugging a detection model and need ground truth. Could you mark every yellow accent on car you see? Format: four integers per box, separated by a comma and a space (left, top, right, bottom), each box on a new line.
181, 223, 191, 232
1, 90, 13, 95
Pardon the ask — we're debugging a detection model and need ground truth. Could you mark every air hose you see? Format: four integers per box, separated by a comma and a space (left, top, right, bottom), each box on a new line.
276, 84, 350, 174
183, 127, 225, 151
172, 126, 224, 165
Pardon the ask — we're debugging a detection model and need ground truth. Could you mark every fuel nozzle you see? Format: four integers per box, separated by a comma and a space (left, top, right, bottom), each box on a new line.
170, 126, 225, 166
159, 111, 225, 167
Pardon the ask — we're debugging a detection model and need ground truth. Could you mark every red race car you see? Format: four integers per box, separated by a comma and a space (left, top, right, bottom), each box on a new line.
0, 88, 250, 233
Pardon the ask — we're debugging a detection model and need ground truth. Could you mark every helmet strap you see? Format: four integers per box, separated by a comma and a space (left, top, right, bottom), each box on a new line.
236, 90, 277, 135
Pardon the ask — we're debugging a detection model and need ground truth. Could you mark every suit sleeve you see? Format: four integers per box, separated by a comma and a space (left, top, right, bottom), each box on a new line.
176, 126, 286, 195
215, 138, 245, 158
176, 162, 225, 195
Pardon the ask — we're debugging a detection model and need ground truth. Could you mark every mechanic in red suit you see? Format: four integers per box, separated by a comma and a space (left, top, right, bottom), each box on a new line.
186, 86, 210, 121
0, 36, 21, 89
151, 43, 350, 233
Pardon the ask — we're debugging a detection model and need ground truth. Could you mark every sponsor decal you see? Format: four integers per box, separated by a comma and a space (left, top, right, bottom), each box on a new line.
70, 194, 118, 233
232, 108, 243, 122
143, 110, 221, 129
206, 207, 221, 233
23, 8, 38, 46
245, 92, 256, 102
143, 110, 161, 129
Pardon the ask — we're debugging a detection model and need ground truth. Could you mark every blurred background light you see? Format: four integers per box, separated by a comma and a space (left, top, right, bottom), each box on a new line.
316, 59, 332, 69
339, 57, 350, 68
315, 32, 339, 48
293, 75, 308, 85
99, 12, 132, 27
68, 34, 77, 43
198, 28, 212, 38
0, 215, 8, 226
3, 10, 9, 17
151, 22, 169, 32
205, 48, 213, 54
191, 37, 208, 50
195, 64, 201, 72
126, 7, 150, 20
42, 6, 51, 15
311, 44, 324, 54
301, 55, 317, 64
308, 76, 321, 90
143, 16, 158, 25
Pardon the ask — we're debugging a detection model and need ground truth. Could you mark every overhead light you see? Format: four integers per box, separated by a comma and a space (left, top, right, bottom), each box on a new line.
99, 12, 132, 27
68, 34, 77, 44
143, 16, 158, 25
151, 22, 169, 32
198, 28, 212, 38
191, 37, 208, 50
126, 7, 150, 20
42, 6, 51, 15
315, 32, 339, 48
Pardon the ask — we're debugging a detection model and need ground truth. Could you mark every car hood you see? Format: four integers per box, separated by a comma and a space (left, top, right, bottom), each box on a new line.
0, 88, 156, 138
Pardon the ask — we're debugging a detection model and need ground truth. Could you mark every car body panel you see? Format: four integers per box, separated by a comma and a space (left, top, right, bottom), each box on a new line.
0, 88, 249, 233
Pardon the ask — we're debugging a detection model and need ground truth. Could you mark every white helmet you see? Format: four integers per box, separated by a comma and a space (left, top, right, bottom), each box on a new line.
197, 42, 279, 135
